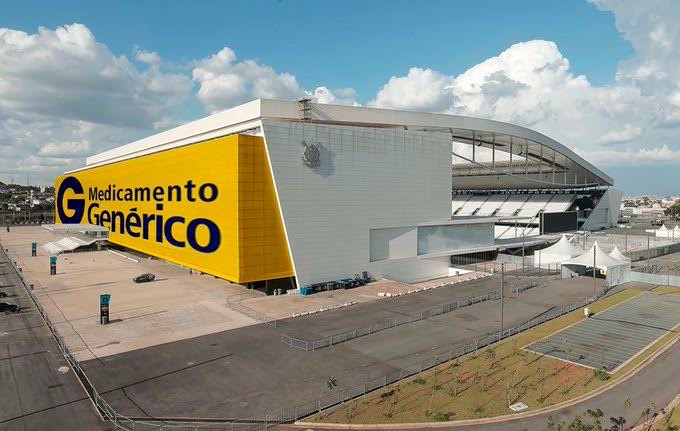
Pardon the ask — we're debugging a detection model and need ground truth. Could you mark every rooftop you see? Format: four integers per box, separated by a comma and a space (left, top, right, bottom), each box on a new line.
69, 99, 613, 189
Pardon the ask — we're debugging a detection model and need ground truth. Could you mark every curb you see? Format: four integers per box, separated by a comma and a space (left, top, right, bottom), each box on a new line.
295, 328, 680, 429
631, 394, 680, 431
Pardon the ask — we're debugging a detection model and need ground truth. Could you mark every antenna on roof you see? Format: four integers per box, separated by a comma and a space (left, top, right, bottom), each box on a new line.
297, 97, 312, 122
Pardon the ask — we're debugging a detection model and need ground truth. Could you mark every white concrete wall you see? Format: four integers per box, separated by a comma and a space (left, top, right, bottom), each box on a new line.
369, 227, 417, 261
582, 188, 623, 231
261, 120, 452, 287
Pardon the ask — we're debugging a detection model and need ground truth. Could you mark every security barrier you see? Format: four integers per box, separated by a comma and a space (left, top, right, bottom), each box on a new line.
281, 282, 544, 351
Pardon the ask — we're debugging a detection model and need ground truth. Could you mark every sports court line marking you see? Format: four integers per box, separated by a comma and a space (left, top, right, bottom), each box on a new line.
523, 291, 680, 372
520, 290, 644, 350
608, 322, 679, 374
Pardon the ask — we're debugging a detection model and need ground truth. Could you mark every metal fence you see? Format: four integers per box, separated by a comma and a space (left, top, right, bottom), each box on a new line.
282, 282, 543, 351
286, 288, 612, 422
282, 291, 500, 351
626, 242, 680, 263
226, 294, 279, 327
0, 244, 279, 431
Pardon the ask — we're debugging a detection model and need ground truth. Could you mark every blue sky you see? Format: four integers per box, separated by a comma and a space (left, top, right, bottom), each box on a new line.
2, 0, 631, 102
0, 0, 678, 194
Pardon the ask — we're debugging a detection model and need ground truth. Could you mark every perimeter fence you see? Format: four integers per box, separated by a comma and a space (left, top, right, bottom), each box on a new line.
0, 243, 279, 431
226, 294, 279, 327
286, 286, 614, 421
281, 282, 543, 351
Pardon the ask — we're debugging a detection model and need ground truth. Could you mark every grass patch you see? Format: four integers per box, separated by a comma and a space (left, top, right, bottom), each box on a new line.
431, 412, 449, 422
310, 289, 679, 424
652, 286, 680, 296
650, 405, 680, 431
593, 369, 611, 381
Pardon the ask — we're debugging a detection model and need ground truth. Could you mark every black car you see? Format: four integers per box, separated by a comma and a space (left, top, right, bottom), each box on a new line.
0, 302, 19, 313
133, 273, 156, 283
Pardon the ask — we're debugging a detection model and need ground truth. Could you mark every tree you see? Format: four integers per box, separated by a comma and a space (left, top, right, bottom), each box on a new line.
664, 201, 680, 220
609, 416, 626, 431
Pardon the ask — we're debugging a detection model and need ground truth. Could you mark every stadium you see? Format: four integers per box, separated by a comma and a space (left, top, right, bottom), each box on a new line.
53, 98, 622, 291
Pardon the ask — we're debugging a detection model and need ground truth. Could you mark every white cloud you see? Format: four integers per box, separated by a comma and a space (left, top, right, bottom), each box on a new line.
369, 0, 680, 169
0, 24, 192, 128
135, 49, 161, 66
369, 67, 454, 112
38, 140, 91, 157
192, 47, 303, 112
598, 124, 642, 144
575, 145, 680, 165
192, 47, 360, 112
308, 87, 359, 106
0, 24, 192, 183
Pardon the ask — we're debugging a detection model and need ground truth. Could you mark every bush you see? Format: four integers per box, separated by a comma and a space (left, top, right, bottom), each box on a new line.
593, 369, 610, 381
432, 412, 449, 422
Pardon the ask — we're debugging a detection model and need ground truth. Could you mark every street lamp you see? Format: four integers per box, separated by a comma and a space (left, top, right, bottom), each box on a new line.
593, 245, 597, 297
500, 263, 505, 334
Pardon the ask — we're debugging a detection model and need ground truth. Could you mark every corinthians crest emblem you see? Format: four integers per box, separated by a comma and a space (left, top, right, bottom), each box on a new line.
301, 140, 320, 168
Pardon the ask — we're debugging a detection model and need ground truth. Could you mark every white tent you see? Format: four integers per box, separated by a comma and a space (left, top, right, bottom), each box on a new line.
534, 235, 582, 267
656, 224, 670, 238
674, 225, 680, 239
608, 246, 631, 262
562, 241, 629, 271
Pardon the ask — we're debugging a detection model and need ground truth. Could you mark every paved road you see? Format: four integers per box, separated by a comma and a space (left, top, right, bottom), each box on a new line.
0, 249, 109, 431
284, 337, 680, 431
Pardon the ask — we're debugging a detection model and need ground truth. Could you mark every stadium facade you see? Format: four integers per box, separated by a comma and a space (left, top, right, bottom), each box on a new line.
55, 99, 621, 289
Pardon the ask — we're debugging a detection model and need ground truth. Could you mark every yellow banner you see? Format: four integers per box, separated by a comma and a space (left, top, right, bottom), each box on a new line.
55, 134, 293, 283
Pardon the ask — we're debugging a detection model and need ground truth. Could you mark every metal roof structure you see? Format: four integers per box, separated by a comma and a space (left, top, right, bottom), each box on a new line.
71, 99, 613, 190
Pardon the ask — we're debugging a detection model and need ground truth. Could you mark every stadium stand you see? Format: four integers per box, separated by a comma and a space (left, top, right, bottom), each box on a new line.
454, 195, 490, 216
476, 194, 511, 216
495, 195, 530, 217
543, 194, 576, 213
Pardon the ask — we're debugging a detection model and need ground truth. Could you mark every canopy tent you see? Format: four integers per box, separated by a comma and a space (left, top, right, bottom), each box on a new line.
654, 224, 680, 239
534, 234, 582, 267
608, 246, 631, 262
562, 241, 629, 271
655, 224, 670, 238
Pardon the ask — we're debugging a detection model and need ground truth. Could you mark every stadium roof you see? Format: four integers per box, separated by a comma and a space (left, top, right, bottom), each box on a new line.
72, 99, 613, 190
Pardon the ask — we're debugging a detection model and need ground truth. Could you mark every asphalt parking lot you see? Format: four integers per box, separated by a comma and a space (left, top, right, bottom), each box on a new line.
0, 251, 108, 431
80, 275, 619, 421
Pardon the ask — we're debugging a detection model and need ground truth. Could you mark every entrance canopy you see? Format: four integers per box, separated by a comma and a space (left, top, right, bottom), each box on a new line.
562, 241, 628, 271
535, 234, 581, 266
609, 246, 631, 262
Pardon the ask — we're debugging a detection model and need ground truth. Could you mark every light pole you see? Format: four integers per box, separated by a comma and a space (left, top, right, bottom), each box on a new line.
500, 263, 505, 334
521, 233, 525, 274
647, 235, 651, 269
593, 245, 597, 297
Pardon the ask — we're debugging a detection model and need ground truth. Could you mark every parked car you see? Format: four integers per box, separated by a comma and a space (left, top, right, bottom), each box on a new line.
0, 291, 8, 298
133, 273, 156, 283
0, 302, 19, 313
